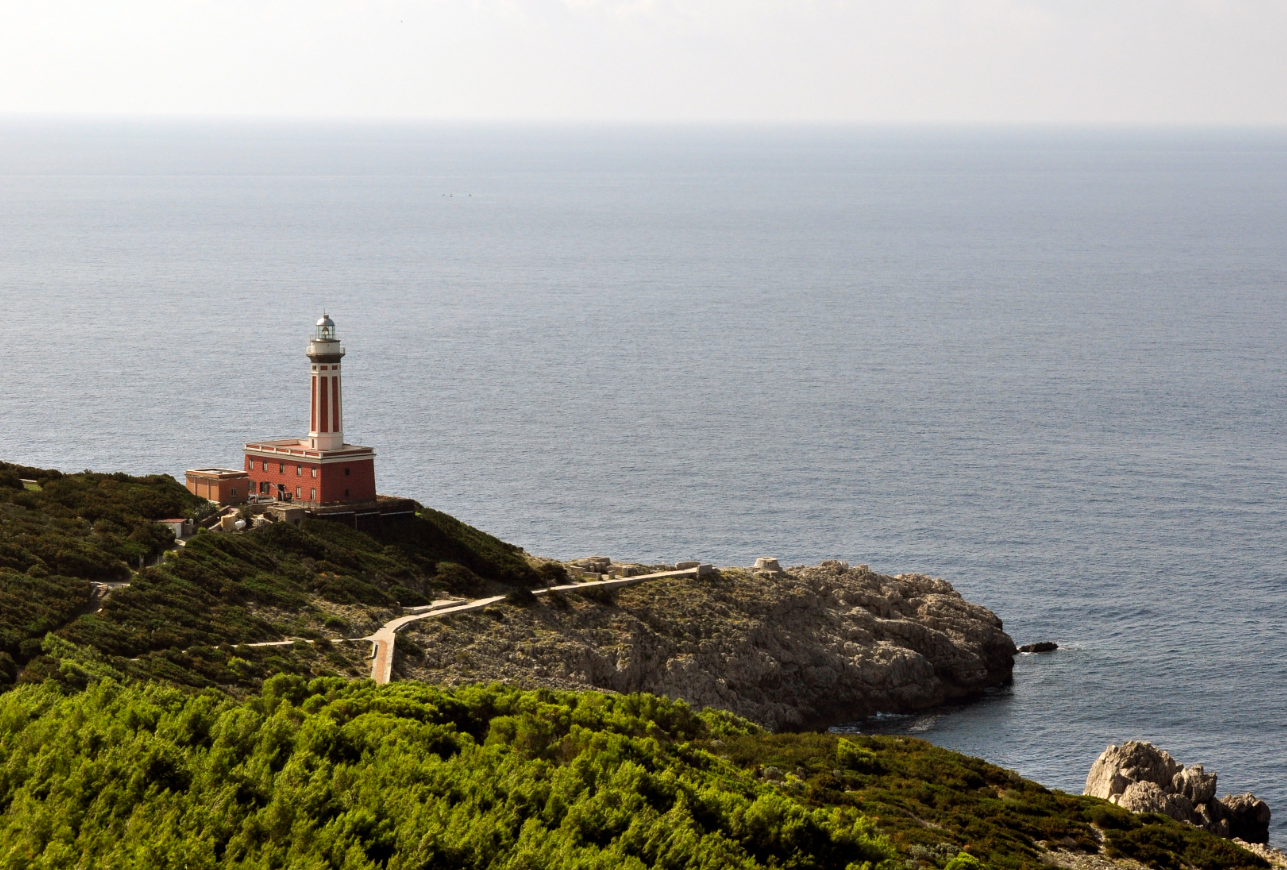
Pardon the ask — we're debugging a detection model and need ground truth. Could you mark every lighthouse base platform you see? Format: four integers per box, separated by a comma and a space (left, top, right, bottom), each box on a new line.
265, 495, 417, 532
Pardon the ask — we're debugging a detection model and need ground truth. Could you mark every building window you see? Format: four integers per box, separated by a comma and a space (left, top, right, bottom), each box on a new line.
310, 488, 316, 500
311, 468, 317, 478
262, 460, 268, 471
230, 487, 237, 497
295, 486, 301, 498
344, 467, 351, 476
279, 463, 284, 473
344, 488, 350, 497
296, 465, 301, 476
247, 458, 252, 470
259, 481, 270, 494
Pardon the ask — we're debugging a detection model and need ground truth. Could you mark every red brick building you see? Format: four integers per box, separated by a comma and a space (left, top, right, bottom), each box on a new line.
244, 314, 377, 506
185, 468, 250, 505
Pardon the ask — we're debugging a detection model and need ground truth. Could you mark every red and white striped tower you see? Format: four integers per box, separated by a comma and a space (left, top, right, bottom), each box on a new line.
308, 313, 344, 450
245, 313, 376, 506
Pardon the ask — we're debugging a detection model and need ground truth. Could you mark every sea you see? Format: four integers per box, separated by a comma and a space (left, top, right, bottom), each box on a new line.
1, 120, 1284, 843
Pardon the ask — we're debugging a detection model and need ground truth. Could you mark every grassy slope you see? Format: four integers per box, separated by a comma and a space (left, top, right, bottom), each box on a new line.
0, 463, 540, 692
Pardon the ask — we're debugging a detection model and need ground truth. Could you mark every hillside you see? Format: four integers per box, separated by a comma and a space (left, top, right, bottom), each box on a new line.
0, 669, 1268, 870
0, 462, 546, 691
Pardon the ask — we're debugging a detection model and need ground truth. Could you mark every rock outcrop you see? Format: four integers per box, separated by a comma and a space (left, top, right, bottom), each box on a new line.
399, 561, 1017, 730
1224, 794, 1275, 844
1018, 641, 1058, 653
1084, 741, 1271, 844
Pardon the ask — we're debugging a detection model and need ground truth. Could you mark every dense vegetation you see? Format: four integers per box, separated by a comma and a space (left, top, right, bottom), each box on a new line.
0, 462, 1273, 870
0, 462, 206, 578
0, 463, 541, 690
0, 660, 1266, 870
0, 672, 889, 870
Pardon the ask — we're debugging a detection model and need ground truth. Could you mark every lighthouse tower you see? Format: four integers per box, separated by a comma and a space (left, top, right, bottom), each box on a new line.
243, 314, 377, 506
309, 314, 345, 451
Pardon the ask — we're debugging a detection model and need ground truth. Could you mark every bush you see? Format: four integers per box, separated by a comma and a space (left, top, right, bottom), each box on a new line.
1086, 804, 1139, 830
945, 854, 982, 870
506, 587, 538, 607
536, 561, 570, 586
435, 561, 487, 594
394, 633, 424, 658
837, 737, 880, 772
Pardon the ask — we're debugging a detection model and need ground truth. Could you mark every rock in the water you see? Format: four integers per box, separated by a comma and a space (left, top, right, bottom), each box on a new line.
1223, 793, 1272, 844
1017, 641, 1058, 653
1084, 741, 1270, 844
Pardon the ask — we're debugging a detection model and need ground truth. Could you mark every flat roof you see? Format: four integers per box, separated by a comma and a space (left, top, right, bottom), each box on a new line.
186, 468, 249, 478
244, 440, 374, 457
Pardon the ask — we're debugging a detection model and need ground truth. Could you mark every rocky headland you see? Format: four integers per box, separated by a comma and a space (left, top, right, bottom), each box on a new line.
1085, 740, 1274, 845
398, 559, 1017, 730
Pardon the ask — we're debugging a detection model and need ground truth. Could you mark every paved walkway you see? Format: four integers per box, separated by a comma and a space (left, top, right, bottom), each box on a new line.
362, 566, 711, 684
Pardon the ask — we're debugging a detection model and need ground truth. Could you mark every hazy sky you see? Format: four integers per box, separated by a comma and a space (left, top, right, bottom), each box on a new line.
1, 0, 1284, 124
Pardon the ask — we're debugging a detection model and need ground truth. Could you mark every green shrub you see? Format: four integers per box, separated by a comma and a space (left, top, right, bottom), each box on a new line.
389, 583, 429, 606
435, 561, 487, 593
394, 633, 424, 658
322, 614, 350, 632
837, 737, 880, 772
1086, 803, 1138, 830
945, 853, 981, 870
506, 587, 538, 607
536, 561, 569, 585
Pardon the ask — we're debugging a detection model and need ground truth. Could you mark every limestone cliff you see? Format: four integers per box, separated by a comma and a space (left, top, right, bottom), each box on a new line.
398, 560, 1016, 730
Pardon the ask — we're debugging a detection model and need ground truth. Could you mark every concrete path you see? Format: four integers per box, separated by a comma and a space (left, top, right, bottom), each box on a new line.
363, 565, 712, 684
364, 597, 504, 684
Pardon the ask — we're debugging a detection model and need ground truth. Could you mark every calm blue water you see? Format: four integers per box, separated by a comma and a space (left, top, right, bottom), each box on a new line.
2, 121, 1285, 842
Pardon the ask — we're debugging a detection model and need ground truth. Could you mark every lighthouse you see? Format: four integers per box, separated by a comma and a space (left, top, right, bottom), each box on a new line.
309, 313, 345, 451
243, 314, 377, 506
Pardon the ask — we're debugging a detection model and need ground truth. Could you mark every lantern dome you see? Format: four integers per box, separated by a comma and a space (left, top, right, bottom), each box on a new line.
315, 313, 337, 341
